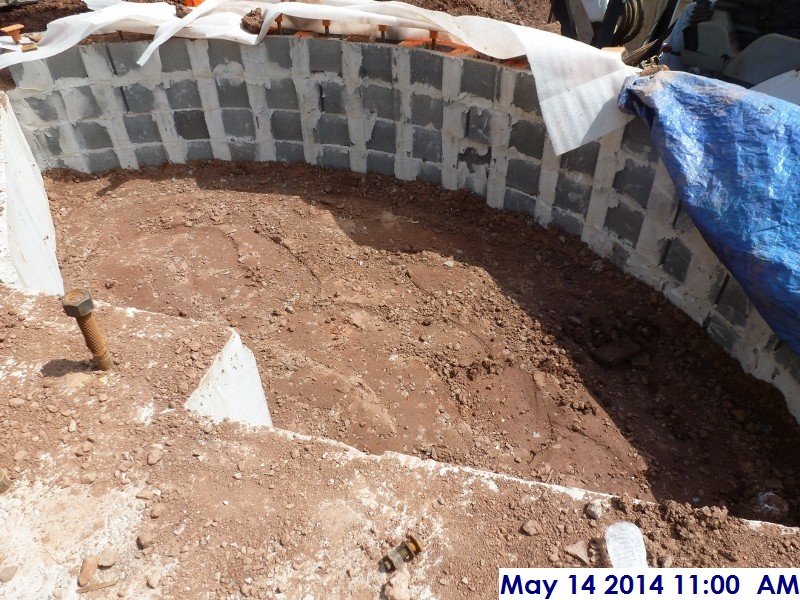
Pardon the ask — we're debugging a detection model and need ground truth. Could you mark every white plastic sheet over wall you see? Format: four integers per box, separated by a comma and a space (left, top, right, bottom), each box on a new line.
0, 0, 636, 155
0, 93, 64, 296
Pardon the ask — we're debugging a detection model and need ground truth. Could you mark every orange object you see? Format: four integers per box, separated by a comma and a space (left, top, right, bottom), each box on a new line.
429, 30, 438, 49
183, 0, 203, 7
1, 24, 25, 44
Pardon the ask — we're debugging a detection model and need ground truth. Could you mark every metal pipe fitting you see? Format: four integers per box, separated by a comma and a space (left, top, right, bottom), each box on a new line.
61, 289, 114, 371
380, 535, 423, 572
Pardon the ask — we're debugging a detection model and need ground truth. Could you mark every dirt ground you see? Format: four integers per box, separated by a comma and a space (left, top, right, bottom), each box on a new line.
45, 161, 800, 527
1, 0, 566, 34
1, 283, 798, 600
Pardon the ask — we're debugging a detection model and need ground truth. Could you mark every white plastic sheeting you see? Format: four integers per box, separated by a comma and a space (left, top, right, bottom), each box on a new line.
0, 93, 64, 296
0, 0, 636, 155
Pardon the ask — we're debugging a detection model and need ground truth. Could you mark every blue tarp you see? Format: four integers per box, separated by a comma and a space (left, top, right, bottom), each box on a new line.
618, 72, 800, 354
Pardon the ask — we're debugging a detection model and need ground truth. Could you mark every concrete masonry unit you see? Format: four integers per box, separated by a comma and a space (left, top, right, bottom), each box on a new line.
3, 33, 800, 418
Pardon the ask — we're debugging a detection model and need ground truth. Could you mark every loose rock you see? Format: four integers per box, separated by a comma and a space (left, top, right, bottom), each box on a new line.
384, 567, 411, 600
0, 565, 18, 584
564, 540, 590, 565
146, 572, 161, 589
521, 520, 543, 536
78, 555, 99, 587
147, 449, 163, 466
585, 500, 603, 520
137, 532, 155, 549
97, 549, 118, 568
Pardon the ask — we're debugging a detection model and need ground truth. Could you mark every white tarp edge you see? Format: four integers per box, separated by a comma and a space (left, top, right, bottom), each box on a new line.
0, 0, 636, 155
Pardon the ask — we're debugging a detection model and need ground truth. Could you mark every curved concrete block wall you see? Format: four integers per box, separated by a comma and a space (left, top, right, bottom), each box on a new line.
6, 34, 800, 416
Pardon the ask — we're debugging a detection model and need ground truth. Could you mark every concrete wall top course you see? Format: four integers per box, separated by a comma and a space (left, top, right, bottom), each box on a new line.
5, 34, 800, 419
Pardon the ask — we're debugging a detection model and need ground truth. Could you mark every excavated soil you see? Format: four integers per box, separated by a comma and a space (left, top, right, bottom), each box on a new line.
2, 281, 799, 598
46, 161, 800, 526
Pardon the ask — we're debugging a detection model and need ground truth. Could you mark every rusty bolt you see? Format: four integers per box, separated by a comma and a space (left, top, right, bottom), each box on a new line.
61, 289, 113, 371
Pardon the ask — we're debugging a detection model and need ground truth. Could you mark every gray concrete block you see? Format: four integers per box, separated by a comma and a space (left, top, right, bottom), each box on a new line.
366, 151, 395, 176
360, 44, 393, 82
467, 106, 492, 145
208, 40, 242, 69
412, 127, 442, 163
703, 314, 737, 354
34, 127, 62, 157
409, 50, 443, 89
503, 188, 536, 217
124, 114, 162, 145
275, 141, 305, 163
166, 80, 202, 110
186, 140, 214, 161
621, 118, 657, 162
229, 141, 259, 162
320, 146, 351, 170
604, 203, 644, 246
173, 110, 210, 140
551, 208, 584, 236
107, 43, 143, 76
308, 38, 342, 74
509, 119, 545, 160
662, 237, 692, 283
360, 85, 398, 120
315, 115, 351, 146
265, 79, 298, 110
419, 162, 441, 184
411, 94, 443, 128
26, 93, 61, 122
159, 38, 192, 72
216, 79, 251, 108
121, 83, 156, 113
366, 120, 396, 154
506, 158, 540, 197
458, 147, 491, 175
74, 121, 113, 151
512, 71, 539, 114
775, 344, 800, 383
222, 109, 256, 139
716, 277, 750, 327
460, 59, 498, 100
559, 141, 599, 177
271, 110, 303, 141
319, 80, 346, 114
135, 144, 169, 167
86, 149, 120, 173
265, 36, 292, 69
613, 159, 656, 208
46, 47, 88, 80
553, 173, 591, 216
